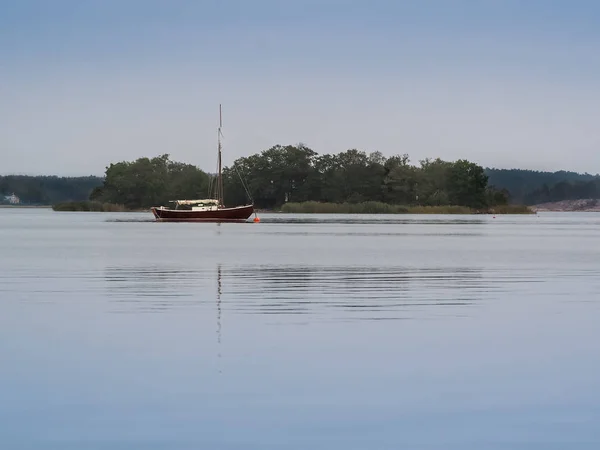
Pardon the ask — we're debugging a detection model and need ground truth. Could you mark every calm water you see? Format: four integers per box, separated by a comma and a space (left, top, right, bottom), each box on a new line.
1, 208, 599, 449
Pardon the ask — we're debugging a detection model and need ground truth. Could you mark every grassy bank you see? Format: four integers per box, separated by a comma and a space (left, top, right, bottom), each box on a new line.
52, 201, 131, 212
280, 201, 534, 214
487, 204, 533, 214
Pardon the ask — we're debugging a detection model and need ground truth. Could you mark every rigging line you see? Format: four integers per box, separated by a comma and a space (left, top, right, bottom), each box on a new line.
217, 127, 224, 205
211, 165, 219, 199
208, 140, 220, 199
233, 162, 253, 203
207, 170, 213, 197
207, 162, 218, 198
219, 126, 252, 204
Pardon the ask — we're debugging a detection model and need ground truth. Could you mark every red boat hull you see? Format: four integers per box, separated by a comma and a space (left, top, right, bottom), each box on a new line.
151, 204, 254, 223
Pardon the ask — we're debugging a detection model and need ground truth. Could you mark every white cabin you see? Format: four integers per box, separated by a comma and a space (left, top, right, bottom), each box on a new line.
170, 199, 219, 211
3, 193, 20, 204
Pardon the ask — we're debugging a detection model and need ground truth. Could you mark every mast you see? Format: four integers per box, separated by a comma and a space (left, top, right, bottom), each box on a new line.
217, 104, 224, 207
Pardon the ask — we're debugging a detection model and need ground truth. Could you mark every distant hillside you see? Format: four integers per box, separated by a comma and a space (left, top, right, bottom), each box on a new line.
485, 168, 600, 205
0, 175, 103, 205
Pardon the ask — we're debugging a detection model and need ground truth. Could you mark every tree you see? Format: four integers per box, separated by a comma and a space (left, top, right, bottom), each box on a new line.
416, 158, 452, 206
486, 187, 510, 206
447, 160, 488, 209
382, 154, 418, 204
223, 144, 317, 208
92, 154, 210, 209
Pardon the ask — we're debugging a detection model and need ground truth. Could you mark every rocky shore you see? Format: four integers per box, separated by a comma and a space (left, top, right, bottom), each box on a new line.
532, 199, 600, 212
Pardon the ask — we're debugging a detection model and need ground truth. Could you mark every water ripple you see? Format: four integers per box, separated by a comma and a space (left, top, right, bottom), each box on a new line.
94, 264, 600, 319
3, 263, 598, 319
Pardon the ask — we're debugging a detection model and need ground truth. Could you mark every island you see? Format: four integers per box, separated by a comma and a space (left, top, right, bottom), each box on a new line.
3, 144, 599, 214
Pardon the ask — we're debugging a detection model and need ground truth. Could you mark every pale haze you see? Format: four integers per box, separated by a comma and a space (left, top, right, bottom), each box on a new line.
1, 0, 599, 176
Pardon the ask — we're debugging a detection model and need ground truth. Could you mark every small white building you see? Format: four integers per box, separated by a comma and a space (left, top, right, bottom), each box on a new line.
4, 193, 20, 204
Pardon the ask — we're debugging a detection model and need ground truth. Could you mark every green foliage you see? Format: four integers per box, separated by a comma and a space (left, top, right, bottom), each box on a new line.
3, 152, 596, 211
280, 202, 530, 214
382, 154, 418, 204
281, 201, 409, 214
91, 154, 211, 209
488, 204, 533, 214
522, 179, 600, 205
52, 201, 127, 212
224, 145, 507, 210
486, 186, 510, 207
485, 168, 600, 204
414, 158, 453, 206
0, 175, 102, 204
447, 159, 488, 209
407, 205, 474, 214
223, 144, 317, 208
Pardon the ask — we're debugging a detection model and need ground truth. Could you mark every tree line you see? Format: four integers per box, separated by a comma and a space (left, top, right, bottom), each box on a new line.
223, 145, 502, 209
485, 168, 600, 205
0, 175, 102, 205
82, 147, 502, 210
3, 147, 599, 208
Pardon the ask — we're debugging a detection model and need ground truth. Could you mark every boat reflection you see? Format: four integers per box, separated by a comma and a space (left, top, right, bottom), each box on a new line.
104, 264, 494, 320
217, 264, 222, 364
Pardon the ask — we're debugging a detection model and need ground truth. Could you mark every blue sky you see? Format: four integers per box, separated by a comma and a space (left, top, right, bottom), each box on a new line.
2, 0, 600, 175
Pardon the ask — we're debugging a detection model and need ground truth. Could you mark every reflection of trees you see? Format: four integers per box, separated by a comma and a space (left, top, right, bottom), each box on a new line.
225, 266, 485, 318
217, 264, 222, 350
104, 264, 485, 319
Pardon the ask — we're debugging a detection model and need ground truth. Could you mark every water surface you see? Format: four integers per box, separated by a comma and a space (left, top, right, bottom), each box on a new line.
1, 209, 599, 449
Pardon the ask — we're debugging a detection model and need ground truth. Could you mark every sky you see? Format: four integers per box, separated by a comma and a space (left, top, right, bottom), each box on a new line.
1, 0, 600, 176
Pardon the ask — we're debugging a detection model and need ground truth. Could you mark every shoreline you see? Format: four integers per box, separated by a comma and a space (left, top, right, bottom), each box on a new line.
0, 205, 52, 208
48, 201, 534, 215
530, 199, 600, 212
278, 201, 534, 215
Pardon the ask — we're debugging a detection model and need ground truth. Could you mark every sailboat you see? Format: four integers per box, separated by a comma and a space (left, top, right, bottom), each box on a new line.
150, 105, 255, 223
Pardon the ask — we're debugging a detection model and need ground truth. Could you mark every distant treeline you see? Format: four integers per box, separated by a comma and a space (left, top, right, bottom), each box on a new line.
485, 169, 600, 205
0, 175, 102, 205
3, 147, 599, 208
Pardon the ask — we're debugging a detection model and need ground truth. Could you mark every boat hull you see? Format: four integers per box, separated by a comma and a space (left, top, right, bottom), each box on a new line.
151, 204, 254, 223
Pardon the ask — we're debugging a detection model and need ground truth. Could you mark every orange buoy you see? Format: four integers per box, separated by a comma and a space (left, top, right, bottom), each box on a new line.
253, 216, 260, 223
